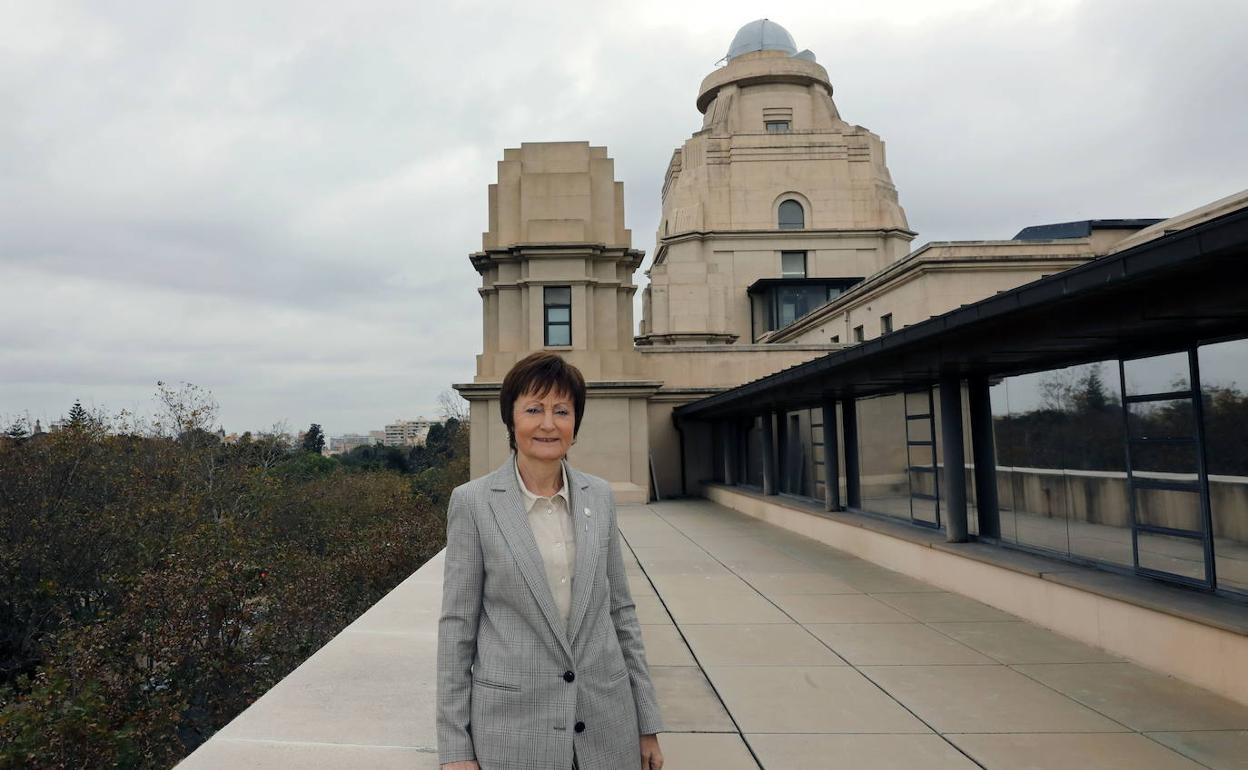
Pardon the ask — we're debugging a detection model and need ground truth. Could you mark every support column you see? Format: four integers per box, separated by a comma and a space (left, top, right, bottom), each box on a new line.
940, 375, 969, 543
821, 398, 841, 512
968, 375, 1000, 538
722, 420, 736, 486
761, 411, 777, 496
841, 397, 861, 509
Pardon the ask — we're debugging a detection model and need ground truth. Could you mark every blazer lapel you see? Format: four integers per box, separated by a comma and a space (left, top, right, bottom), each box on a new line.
566, 465, 601, 646
486, 455, 573, 661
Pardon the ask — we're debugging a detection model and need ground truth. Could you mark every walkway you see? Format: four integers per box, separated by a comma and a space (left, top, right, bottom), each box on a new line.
623, 500, 1248, 769
176, 498, 1248, 769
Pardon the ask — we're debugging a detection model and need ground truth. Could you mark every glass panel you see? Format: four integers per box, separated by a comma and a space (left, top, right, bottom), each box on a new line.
1134, 487, 1203, 533
857, 394, 910, 521
1130, 440, 1198, 478
911, 496, 938, 525
775, 284, 828, 327
1198, 337, 1248, 594
990, 378, 1019, 543
1127, 399, 1195, 440
904, 390, 929, 414
781, 251, 806, 277
546, 307, 570, 323
909, 444, 934, 469
906, 418, 930, 443
1123, 350, 1190, 395
1137, 531, 1206, 581
546, 324, 570, 346
991, 362, 1126, 561
767, 121, 792, 134
544, 286, 571, 305
778, 200, 803, 229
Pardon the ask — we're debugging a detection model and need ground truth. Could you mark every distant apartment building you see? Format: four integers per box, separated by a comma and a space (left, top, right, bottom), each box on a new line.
383, 418, 435, 447
328, 434, 379, 455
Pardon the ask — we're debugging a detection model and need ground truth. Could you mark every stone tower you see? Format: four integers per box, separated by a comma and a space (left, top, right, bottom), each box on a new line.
637, 19, 914, 346
456, 142, 658, 502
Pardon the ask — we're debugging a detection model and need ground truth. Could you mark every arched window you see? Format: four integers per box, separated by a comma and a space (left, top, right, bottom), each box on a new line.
778, 199, 804, 230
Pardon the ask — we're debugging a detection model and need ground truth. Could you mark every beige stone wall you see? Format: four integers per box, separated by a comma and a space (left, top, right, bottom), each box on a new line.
637, 49, 913, 347
772, 240, 1098, 344
460, 382, 659, 504
471, 142, 647, 382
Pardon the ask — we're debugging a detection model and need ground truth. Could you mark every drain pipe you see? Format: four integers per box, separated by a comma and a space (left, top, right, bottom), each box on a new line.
670, 411, 687, 498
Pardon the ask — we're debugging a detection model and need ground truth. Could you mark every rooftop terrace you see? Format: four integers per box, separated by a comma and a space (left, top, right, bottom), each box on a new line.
177, 498, 1248, 770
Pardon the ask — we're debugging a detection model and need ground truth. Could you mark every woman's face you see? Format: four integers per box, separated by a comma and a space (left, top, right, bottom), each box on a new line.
512, 387, 576, 462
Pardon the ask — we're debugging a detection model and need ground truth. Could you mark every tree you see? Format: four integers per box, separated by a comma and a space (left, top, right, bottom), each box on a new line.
66, 400, 90, 430
438, 389, 469, 422
301, 423, 325, 454
4, 418, 28, 441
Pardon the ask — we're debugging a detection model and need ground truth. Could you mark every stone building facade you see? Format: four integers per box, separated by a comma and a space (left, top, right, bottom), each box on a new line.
455, 19, 1162, 502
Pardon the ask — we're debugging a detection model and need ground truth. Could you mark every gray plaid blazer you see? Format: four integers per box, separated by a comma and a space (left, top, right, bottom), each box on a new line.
437, 454, 663, 769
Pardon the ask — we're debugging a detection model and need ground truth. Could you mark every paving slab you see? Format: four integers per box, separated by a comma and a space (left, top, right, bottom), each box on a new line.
808, 623, 996, 666
704, 665, 930, 733
638, 624, 697, 667
747, 734, 979, 770
649, 666, 736, 732
874, 591, 1018, 623
736, 571, 861, 595
769, 593, 914, 624
657, 733, 760, 770
632, 594, 674, 625
947, 732, 1206, 770
1014, 662, 1248, 731
660, 586, 792, 624
861, 664, 1127, 733
681, 624, 845, 666
930, 621, 1120, 664
1146, 730, 1248, 770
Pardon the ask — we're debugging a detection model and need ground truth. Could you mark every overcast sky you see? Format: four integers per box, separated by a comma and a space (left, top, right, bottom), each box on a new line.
3, 0, 1246, 436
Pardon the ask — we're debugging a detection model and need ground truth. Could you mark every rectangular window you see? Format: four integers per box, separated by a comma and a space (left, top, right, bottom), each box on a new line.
765, 120, 791, 133
544, 286, 571, 346
853, 325, 864, 342
830, 334, 839, 343
781, 251, 806, 277
881, 313, 893, 334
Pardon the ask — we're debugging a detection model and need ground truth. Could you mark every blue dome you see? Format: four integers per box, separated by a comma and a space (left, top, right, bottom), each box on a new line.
727, 19, 798, 61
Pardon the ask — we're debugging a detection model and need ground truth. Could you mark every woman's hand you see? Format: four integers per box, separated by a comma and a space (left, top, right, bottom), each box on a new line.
441, 762, 479, 770
641, 733, 664, 769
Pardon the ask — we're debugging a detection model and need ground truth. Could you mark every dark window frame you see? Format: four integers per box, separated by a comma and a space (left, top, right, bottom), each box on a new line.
881, 313, 893, 334
781, 250, 807, 277
778, 200, 805, 230
853, 325, 865, 343
765, 120, 791, 133
544, 285, 572, 347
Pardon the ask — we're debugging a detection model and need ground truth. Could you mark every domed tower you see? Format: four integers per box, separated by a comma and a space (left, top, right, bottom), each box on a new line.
636, 20, 914, 346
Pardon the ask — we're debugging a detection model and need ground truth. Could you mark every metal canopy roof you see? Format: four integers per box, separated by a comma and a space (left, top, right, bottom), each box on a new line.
676, 207, 1248, 420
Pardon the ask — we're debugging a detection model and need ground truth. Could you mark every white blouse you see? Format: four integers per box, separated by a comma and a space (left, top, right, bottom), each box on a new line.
515, 458, 577, 630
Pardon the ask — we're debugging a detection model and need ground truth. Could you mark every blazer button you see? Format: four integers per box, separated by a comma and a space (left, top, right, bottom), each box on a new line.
563, 670, 575, 682
574, 721, 586, 733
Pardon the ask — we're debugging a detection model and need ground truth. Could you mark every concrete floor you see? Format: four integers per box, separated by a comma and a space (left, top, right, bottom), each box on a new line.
176, 496, 1248, 770
628, 499, 1248, 770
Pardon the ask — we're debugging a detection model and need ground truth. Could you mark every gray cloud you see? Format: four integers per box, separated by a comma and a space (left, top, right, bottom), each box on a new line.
2, 0, 1246, 435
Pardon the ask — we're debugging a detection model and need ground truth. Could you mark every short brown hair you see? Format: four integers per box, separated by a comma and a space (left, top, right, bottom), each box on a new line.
500, 352, 587, 452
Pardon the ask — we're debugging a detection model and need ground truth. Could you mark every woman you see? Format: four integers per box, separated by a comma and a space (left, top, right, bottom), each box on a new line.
437, 352, 665, 770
